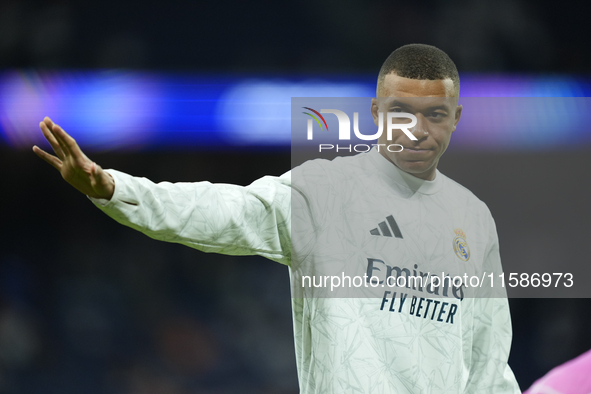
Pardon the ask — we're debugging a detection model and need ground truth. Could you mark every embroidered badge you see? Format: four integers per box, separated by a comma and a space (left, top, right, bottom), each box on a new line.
453, 228, 470, 261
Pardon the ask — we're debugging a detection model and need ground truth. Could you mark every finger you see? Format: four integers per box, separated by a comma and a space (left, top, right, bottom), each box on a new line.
33, 145, 62, 170
39, 121, 66, 159
50, 123, 73, 157
51, 123, 84, 158
43, 117, 56, 132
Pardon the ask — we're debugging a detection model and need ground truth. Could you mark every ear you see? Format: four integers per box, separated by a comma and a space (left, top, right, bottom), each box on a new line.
371, 98, 380, 126
452, 104, 463, 132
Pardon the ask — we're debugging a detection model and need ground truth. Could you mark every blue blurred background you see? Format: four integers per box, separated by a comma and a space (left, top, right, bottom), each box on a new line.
1, 0, 590, 393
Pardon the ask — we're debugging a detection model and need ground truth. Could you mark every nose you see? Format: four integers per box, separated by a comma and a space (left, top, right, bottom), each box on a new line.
409, 114, 429, 140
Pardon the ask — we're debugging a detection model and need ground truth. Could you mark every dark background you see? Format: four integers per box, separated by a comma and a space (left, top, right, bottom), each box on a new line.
0, 0, 588, 73
1, 0, 590, 393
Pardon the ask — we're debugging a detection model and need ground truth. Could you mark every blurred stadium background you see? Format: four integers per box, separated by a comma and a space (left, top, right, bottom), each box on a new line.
1, 0, 590, 393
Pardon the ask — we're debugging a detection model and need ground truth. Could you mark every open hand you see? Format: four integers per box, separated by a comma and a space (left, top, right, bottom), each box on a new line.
33, 117, 115, 200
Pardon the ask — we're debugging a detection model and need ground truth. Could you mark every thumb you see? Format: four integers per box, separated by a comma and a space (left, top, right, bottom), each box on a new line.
90, 162, 115, 199
89, 162, 99, 188
89, 162, 107, 191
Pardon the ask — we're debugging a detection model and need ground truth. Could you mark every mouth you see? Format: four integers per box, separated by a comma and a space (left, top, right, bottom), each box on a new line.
403, 147, 433, 152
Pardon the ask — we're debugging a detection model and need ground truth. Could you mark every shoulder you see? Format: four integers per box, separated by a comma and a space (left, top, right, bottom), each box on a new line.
292, 152, 371, 186
243, 171, 293, 209
243, 155, 364, 207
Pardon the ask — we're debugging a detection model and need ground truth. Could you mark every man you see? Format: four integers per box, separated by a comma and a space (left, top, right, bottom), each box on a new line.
33, 44, 521, 393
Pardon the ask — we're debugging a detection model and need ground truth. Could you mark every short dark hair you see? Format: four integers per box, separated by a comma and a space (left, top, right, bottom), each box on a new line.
377, 44, 460, 96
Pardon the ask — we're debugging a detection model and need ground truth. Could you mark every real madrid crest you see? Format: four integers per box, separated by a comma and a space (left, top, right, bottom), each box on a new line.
453, 228, 470, 261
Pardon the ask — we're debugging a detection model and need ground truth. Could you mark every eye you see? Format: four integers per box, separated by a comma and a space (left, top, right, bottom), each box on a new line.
390, 107, 403, 113
429, 112, 446, 118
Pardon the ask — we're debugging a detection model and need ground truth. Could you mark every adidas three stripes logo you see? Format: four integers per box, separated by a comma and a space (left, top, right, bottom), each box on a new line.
370, 215, 403, 239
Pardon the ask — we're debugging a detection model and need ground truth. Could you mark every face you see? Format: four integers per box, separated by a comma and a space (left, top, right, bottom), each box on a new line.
372, 73, 462, 181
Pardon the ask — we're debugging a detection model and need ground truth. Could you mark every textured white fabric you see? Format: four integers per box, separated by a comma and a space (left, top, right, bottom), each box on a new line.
90, 148, 520, 393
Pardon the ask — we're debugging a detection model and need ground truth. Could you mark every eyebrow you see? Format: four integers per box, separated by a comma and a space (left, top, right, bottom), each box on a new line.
387, 100, 450, 111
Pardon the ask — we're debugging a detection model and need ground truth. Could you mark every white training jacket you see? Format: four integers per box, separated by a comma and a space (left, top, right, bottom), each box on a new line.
91, 148, 521, 394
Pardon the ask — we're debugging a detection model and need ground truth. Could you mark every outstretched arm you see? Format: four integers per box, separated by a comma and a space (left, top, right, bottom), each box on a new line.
32, 117, 115, 200
33, 117, 293, 265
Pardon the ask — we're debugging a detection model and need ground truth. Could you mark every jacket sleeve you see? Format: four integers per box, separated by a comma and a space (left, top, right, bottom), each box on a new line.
89, 169, 292, 265
464, 212, 521, 393
464, 297, 521, 393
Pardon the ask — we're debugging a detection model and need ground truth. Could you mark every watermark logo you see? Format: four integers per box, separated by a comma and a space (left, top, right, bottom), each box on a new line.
302, 107, 329, 133
303, 107, 418, 152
